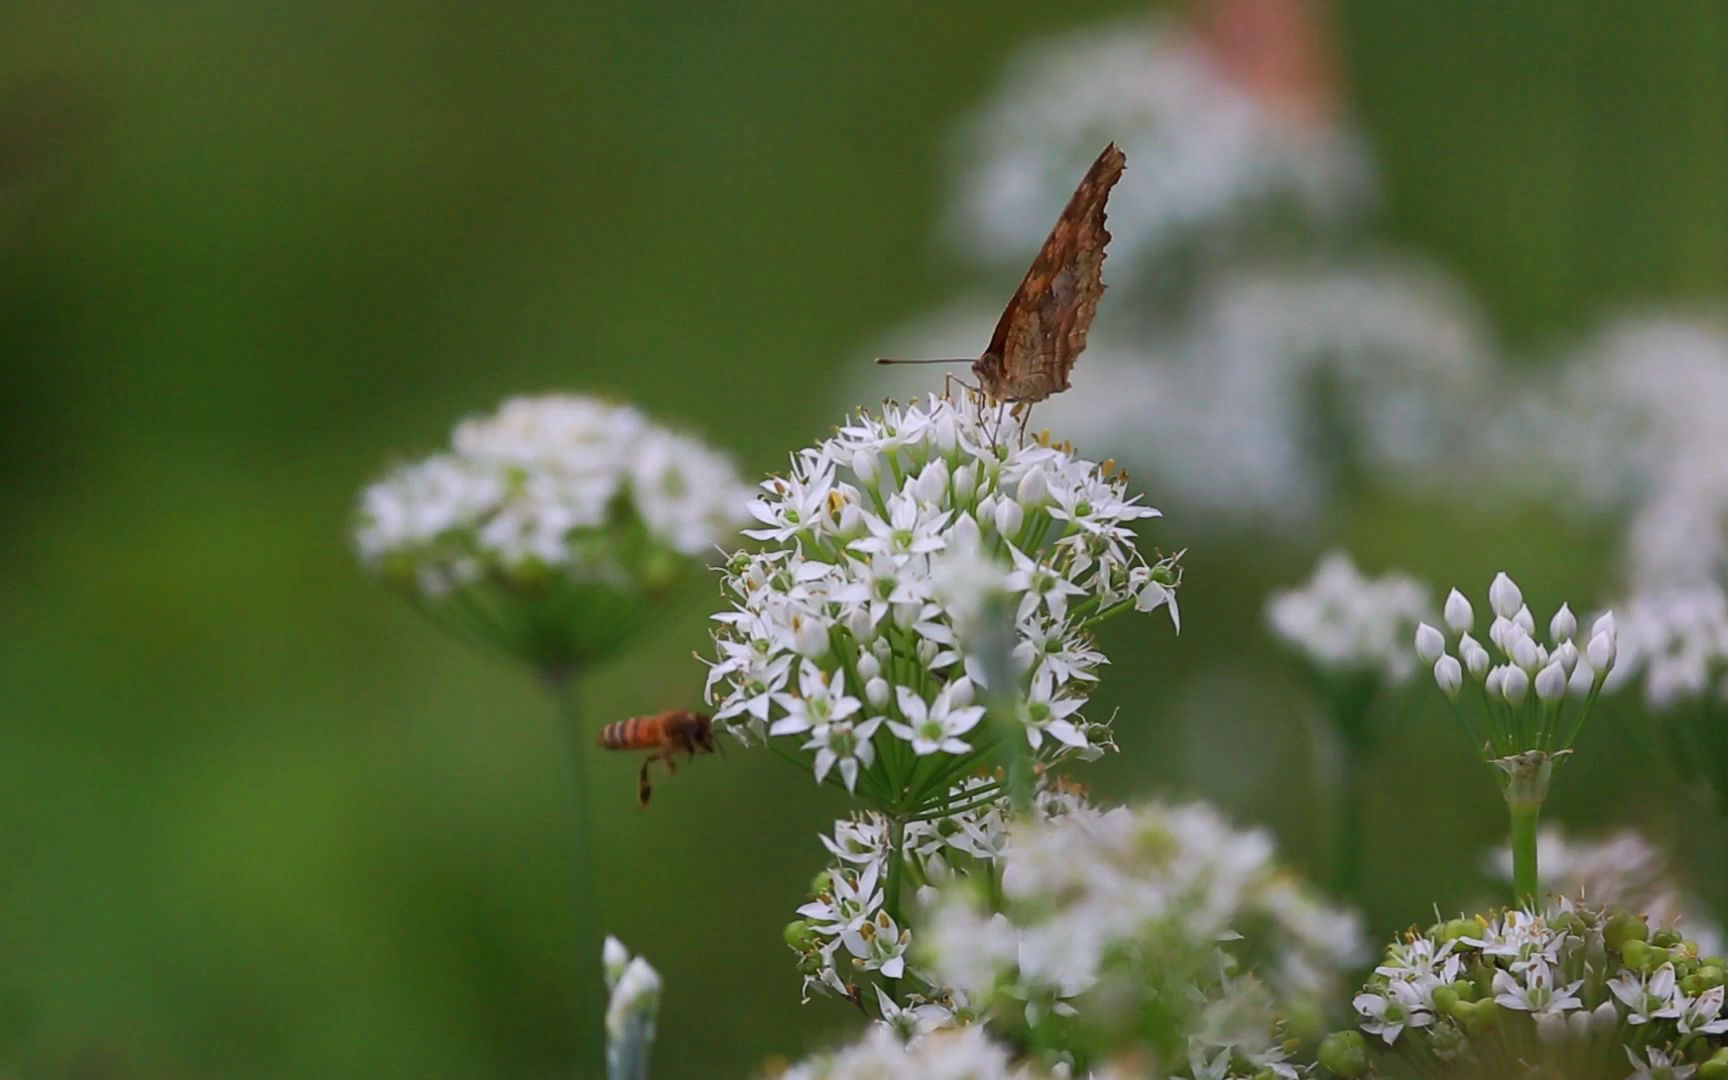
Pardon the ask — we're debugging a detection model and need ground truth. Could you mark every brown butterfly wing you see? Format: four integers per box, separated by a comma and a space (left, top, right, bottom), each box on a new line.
978, 143, 1125, 403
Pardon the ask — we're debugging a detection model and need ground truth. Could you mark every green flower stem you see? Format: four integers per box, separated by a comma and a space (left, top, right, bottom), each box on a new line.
550, 673, 604, 1079
1508, 797, 1542, 906
1328, 732, 1366, 901
884, 815, 907, 1006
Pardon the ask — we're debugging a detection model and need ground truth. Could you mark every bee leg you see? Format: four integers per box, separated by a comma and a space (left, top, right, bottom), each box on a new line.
637, 757, 654, 808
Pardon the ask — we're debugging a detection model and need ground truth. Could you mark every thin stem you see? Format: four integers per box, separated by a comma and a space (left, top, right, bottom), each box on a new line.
549, 673, 604, 1079
1508, 798, 1542, 907
1327, 731, 1366, 901
884, 815, 907, 1006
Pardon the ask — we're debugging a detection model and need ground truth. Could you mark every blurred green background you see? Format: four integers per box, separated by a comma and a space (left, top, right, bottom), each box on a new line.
3, 1, 1726, 1076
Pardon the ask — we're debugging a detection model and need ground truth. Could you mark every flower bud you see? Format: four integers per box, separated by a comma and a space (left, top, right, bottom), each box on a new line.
1554, 639, 1579, 675
1513, 604, 1536, 636
1535, 661, 1566, 703
1550, 602, 1577, 642
1501, 665, 1530, 704
948, 511, 981, 551
1486, 665, 1507, 698
1510, 632, 1541, 672
946, 678, 975, 707
952, 463, 978, 503
1490, 572, 1523, 618
1588, 630, 1616, 672
1016, 466, 1049, 508
1489, 616, 1512, 651
865, 676, 890, 708
851, 449, 878, 485
1317, 1032, 1369, 1078
1444, 588, 1474, 634
856, 652, 881, 681
1593, 610, 1616, 640
1567, 657, 1596, 697
1434, 655, 1463, 700
913, 459, 949, 506
994, 497, 1024, 538
1415, 622, 1446, 664
1460, 634, 1490, 678
794, 617, 829, 659
847, 605, 875, 642
603, 936, 630, 988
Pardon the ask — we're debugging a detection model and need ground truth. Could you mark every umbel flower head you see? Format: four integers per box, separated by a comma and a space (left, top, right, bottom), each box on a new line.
1416, 572, 1617, 805
356, 394, 749, 675
1324, 897, 1728, 1079
1267, 551, 1432, 745
705, 394, 1180, 811
914, 797, 1363, 1077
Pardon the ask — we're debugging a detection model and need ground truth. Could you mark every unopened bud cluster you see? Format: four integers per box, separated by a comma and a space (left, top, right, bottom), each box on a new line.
1416, 572, 1615, 794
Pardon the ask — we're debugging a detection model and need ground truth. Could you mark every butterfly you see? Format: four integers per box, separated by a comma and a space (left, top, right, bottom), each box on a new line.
880, 142, 1125, 421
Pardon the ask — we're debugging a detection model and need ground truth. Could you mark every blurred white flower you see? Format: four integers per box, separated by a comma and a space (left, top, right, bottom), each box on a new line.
1504, 313, 1728, 588
947, 15, 1372, 285
356, 394, 750, 671
778, 1024, 1029, 1080
1265, 550, 1431, 684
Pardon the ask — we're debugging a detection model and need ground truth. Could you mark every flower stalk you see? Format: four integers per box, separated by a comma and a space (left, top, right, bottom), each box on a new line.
550, 673, 603, 1078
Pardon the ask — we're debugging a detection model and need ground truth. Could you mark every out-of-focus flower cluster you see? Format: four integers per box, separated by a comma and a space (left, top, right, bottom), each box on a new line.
1605, 582, 1728, 816
705, 394, 1179, 807
773, 1024, 1035, 1080
911, 798, 1363, 1077
1267, 551, 1431, 688
356, 394, 749, 671
945, 15, 1372, 290
1326, 898, 1728, 1078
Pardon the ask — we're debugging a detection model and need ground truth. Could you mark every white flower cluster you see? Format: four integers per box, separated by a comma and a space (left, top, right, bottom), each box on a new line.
917, 799, 1363, 1077
788, 778, 1092, 1021
356, 394, 749, 596
776, 1024, 1033, 1080
705, 395, 1179, 802
1417, 573, 1615, 769
1483, 827, 1720, 955
947, 16, 1371, 283
1336, 898, 1728, 1077
1266, 550, 1432, 685
1611, 583, 1728, 710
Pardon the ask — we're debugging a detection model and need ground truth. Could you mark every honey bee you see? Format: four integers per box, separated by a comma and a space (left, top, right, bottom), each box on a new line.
597, 710, 717, 807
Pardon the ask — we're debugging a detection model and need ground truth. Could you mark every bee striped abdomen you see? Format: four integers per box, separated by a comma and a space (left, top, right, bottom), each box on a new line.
599, 715, 664, 751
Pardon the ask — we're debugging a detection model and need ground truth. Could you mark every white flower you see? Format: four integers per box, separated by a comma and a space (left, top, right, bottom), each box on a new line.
1491, 958, 1583, 1017
1550, 603, 1578, 642
1611, 583, 1728, 709
841, 911, 911, 979
1626, 1046, 1697, 1080
1354, 979, 1435, 1045
797, 861, 884, 937
806, 716, 885, 793
888, 683, 985, 756
1535, 661, 1567, 703
1609, 963, 1679, 1025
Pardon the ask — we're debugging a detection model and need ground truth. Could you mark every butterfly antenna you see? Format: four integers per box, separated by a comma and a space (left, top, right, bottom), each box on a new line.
875, 357, 974, 366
